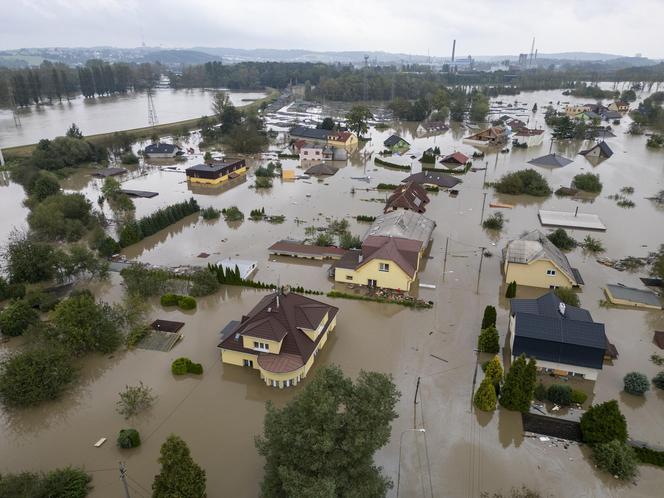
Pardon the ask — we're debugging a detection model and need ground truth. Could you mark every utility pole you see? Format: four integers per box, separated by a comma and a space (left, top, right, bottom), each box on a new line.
479, 192, 488, 225
476, 247, 486, 295
363, 55, 369, 102
119, 462, 131, 498
442, 236, 449, 281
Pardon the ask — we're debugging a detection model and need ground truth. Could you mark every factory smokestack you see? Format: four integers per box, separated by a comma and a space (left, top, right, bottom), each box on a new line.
451, 39, 456, 63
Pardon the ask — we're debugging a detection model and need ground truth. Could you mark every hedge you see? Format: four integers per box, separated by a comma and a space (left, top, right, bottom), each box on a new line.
633, 446, 664, 467
117, 428, 141, 449
326, 290, 433, 309
119, 198, 200, 247
160, 294, 196, 310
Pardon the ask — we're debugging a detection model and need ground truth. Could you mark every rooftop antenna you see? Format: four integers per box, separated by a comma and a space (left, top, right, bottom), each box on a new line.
363, 55, 369, 101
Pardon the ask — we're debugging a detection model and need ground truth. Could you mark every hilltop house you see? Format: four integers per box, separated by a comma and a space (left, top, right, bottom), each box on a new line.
384, 182, 429, 214
383, 134, 410, 153
331, 210, 435, 291
503, 230, 584, 289
185, 159, 247, 185
462, 126, 508, 147
218, 290, 338, 388
289, 126, 357, 148
509, 292, 607, 380
144, 142, 179, 158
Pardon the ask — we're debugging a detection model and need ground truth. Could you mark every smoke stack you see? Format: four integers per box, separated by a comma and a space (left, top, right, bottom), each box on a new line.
451, 39, 456, 63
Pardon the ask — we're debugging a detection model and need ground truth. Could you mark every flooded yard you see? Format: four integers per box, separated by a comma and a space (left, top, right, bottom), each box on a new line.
1, 87, 663, 497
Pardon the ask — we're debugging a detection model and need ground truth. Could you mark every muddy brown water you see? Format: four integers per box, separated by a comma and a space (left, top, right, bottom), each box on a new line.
1, 87, 664, 497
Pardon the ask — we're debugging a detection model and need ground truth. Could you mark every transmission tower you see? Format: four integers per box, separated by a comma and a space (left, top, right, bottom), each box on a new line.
363, 55, 369, 101
147, 88, 158, 127
9, 91, 21, 127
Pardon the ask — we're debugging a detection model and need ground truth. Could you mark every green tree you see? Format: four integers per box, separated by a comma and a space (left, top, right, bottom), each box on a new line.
474, 378, 497, 411
499, 354, 537, 412
152, 435, 207, 498
505, 281, 517, 299
481, 305, 497, 329
29, 172, 61, 202
494, 169, 551, 196
580, 400, 628, 445
546, 384, 572, 406
478, 326, 500, 354
66, 122, 83, 139
0, 348, 76, 407
572, 173, 602, 193
256, 365, 400, 497
592, 440, 638, 481
483, 355, 503, 386
0, 299, 39, 337
0, 467, 91, 498
553, 288, 580, 307
652, 371, 664, 390
3, 230, 58, 284
469, 92, 490, 122
319, 117, 336, 130
339, 231, 361, 250
547, 228, 577, 251
345, 105, 373, 139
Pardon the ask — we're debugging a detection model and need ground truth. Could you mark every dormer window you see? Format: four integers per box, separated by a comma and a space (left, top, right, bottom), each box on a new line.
253, 341, 269, 351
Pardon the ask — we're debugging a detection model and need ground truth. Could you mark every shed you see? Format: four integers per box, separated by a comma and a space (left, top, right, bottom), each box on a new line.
604, 284, 662, 310
150, 320, 185, 333
304, 163, 339, 176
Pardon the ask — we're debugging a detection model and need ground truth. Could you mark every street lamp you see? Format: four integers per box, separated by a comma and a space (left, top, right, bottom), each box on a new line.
396, 428, 426, 497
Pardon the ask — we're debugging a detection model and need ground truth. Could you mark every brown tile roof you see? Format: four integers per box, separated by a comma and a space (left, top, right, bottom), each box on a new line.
269, 240, 348, 257
360, 236, 421, 277
218, 292, 338, 373
440, 152, 469, 165
385, 182, 429, 213
257, 353, 304, 374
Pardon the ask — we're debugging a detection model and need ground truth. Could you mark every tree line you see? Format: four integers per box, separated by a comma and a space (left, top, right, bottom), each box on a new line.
118, 198, 200, 247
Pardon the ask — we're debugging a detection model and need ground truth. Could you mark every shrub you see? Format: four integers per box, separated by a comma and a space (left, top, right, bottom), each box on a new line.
483, 355, 503, 386
126, 325, 149, 348
255, 176, 273, 188
117, 428, 141, 449
474, 378, 497, 411
478, 326, 500, 354
633, 446, 664, 467
116, 382, 156, 419
177, 296, 197, 310
554, 287, 580, 307
0, 348, 76, 407
339, 231, 362, 250
581, 235, 605, 253
0, 467, 91, 498
572, 173, 603, 193
534, 382, 547, 401
505, 281, 517, 298
161, 293, 179, 306
546, 384, 572, 406
221, 206, 244, 221
494, 169, 551, 196
315, 232, 334, 246
547, 228, 577, 251
592, 440, 638, 481
188, 362, 204, 375
120, 152, 139, 164
580, 400, 628, 445
482, 212, 504, 230
481, 305, 497, 329
189, 270, 220, 297
499, 354, 537, 412
571, 389, 588, 405
200, 207, 221, 220
118, 198, 200, 247
356, 215, 376, 223
96, 236, 121, 257
623, 372, 650, 395
652, 371, 664, 390
0, 299, 39, 337
172, 357, 191, 375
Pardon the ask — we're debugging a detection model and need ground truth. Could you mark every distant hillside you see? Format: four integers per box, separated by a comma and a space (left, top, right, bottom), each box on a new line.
138, 49, 222, 65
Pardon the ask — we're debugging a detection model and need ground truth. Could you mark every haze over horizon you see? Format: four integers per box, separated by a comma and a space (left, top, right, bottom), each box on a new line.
2, 0, 663, 59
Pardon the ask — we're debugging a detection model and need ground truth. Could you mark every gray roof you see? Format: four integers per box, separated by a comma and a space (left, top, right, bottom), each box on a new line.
606, 284, 662, 308
402, 171, 461, 188
304, 163, 338, 176
363, 210, 435, 247
504, 229, 582, 286
511, 291, 607, 370
580, 141, 613, 158
290, 126, 329, 141
145, 142, 177, 154
384, 134, 409, 147
528, 153, 573, 168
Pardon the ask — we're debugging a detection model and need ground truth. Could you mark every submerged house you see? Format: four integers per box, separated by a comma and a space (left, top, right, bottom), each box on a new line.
218, 290, 338, 388
185, 159, 247, 185
462, 126, 508, 147
331, 210, 435, 291
416, 121, 449, 137
580, 141, 613, 160
383, 134, 411, 153
300, 143, 333, 163
384, 182, 429, 214
503, 229, 584, 289
512, 128, 545, 147
509, 291, 607, 380
144, 142, 179, 158
608, 101, 629, 113
402, 170, 461, 189
440, 152, 469, 168
289, 126, 357, 148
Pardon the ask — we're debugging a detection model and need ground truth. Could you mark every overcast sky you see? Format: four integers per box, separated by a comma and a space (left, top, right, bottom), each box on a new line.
2, 0, 663, 58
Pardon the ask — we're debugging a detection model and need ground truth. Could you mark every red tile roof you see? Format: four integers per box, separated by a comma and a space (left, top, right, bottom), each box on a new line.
385, 182, 429, 213
441, 152, 469, 165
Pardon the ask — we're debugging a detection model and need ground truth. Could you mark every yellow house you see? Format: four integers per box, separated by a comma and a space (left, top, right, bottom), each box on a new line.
608, 101, 629, 113
564, 104, 591, 117
331, 210, 435, 291
503, 229, 584, 289
185, 159, 247, 185
218, 290, 338, 388
328, 131, 358, 147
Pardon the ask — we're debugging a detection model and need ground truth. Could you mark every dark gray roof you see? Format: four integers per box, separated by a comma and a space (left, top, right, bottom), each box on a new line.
384, 134, 409, 147
290, 126, 329, 140
402, 171, 461, 188
304, 163, 338, 176
528, 153, 573, 168
186, 159, 244, 173
145, 143, 177, 154
606, 284, 662, 308
511, 291, 606, 370
580, 141, 613, 158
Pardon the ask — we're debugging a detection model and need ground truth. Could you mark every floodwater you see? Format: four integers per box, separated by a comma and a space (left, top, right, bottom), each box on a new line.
0, 88, 267, 148
1, 87, 664, 497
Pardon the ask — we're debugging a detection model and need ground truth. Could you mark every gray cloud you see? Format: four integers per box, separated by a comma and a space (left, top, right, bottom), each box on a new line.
1, 0, 662, 58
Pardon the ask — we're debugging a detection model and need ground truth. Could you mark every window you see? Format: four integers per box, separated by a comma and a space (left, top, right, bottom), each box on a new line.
546, 269, 556, 276
243, 359, 253, 367
303, 151, 308, 155
284, 379, 291, 387
345, 275, 353, 281
253, 342, 269, 351
379, 263, 390, 272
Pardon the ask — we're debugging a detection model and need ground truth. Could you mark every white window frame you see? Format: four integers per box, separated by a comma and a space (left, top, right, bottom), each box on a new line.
379, 263, 390, 272
546, 269, 556, 276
